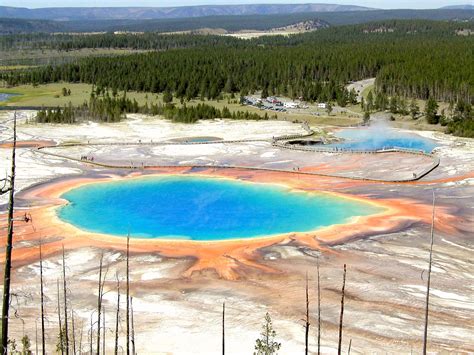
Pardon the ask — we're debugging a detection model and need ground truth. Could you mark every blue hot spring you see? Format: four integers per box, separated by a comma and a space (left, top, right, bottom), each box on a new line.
58, 176, 383, 241
0, 93, 19, 102
327, 126, 437, 152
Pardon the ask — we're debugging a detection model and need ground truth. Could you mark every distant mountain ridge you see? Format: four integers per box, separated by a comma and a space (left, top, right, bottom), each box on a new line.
1, 8, 472, 34
440, 5, 474, 10
0, 4, 373, 21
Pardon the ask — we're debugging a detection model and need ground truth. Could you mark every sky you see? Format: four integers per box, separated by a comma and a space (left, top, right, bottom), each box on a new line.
2, 0, 469, 9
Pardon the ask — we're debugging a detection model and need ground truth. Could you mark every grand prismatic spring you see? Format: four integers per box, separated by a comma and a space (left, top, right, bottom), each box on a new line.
58, 176, 383, 240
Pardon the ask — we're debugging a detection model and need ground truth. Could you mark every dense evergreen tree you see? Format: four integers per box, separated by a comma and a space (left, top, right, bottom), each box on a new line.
366, 91, 374, 112
410, 99, 420, 119
425, 97, 439, 124
35, 90, 271, 124
163, 91, 173, 104
254, 313, 281, 355
446, 100, 473, 137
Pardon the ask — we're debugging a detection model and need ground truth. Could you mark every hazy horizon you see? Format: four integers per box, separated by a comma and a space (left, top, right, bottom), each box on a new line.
1, 1, 471, 10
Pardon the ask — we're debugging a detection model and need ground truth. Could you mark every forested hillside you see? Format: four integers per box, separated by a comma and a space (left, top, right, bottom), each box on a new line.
2, 19, 470, 51
2, 21, 472, 104
1, 20, 472, 135
0, 8, 472, 34
0, 18, 63, 34
0, 32, 243, 51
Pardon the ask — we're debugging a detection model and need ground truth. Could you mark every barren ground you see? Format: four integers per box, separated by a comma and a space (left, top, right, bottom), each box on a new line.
0, 111, 473, 354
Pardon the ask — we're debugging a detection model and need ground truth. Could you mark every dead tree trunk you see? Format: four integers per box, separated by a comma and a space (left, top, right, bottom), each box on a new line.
39, 243, 46, 355
131, 296, 135, 355
0, 112, 17, 354
96, 254, 104, 355
126, 235, 130, 355
114, 275, 120, 355
222, 302, 225, 355
423, 192, 436, 355
102, 309, 106, 355
71, 308, 76, 355
79, 319, 84, 355
62, 245, 70, 355
89, 313, 93, 355
305, 272, 310, 355
58, 279, 64, 355
317, 259, 321, 355
35, 320, 38, 355
337, 264, 347, 355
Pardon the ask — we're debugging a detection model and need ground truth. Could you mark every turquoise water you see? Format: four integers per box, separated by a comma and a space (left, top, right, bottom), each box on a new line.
328, 127, 437, 152
186, 137, 221, 143
0, 93, 19, 102
58, 176, 382, 240
172, 136, 222, 143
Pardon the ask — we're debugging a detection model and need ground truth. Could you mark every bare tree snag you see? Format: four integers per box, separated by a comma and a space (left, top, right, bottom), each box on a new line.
126, 235, 130, 355
305, 271, 310, 355
0, 178, 11, 196
96, 254, 104, 355
58, 279, 64, 355
423, 191, 436, 355
102, 309, 106, 355
71, 308, 76, 355
317, 258, 321, 355
35, 320, 38, 355
131, 296, 135, 355
62, 245, 70, 355
89, 313, 93, 355
1, 112, 17, 354
337, 264, 347, 355
222, 302, 225, 355
114, 275, 120, 355
39, 242, 46, 355
79, 319, 84, 355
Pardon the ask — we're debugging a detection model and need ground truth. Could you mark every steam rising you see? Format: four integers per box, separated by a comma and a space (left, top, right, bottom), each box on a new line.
329, 121, 437, 153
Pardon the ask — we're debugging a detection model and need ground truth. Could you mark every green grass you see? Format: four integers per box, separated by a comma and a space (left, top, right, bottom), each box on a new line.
0, 83, 95, 107
0, 83, 277, 114
0, 65, 36, 71
361, 84, 374, 100
345, 103, 364, 114
0, 83, 170, 107
0, 84, 241, 109
304, 115, 361, 127
0, 83, 362, 127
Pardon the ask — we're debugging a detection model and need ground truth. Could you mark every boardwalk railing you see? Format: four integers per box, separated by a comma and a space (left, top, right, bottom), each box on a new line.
29, 121, 439, 182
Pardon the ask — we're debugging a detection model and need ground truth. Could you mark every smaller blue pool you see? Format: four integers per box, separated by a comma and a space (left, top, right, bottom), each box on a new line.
327, 127, 437, 153
172, 136, 222, 143
0, 93, 19, 102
